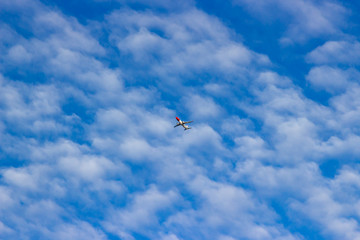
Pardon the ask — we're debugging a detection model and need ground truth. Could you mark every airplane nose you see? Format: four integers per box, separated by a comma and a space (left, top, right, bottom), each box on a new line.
176, 117, 180, 121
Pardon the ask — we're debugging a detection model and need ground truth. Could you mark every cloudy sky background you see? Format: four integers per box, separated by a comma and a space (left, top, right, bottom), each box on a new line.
1, 0, 360, 239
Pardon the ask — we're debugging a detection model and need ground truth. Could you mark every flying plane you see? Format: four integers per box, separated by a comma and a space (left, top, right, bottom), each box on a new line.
174, 117, 193, 130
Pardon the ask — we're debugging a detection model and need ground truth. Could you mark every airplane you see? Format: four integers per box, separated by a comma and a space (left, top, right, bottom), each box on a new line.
174, 117, 193, 130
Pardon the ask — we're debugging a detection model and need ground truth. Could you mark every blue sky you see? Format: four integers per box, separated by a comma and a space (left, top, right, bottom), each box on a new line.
1, 0, 360, 239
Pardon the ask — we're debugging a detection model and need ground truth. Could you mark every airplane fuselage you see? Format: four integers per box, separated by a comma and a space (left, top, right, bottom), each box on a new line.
175, 117, 192, 130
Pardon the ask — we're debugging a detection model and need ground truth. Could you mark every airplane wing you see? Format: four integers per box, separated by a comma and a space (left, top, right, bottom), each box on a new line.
182, 121, 193, 124
174, 123, 181, 128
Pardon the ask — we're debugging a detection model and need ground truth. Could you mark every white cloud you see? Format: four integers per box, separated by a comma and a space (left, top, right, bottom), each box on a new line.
238, 71, 357, 164
28, 139, 86, 162
185, 94, 223, 119
166, 175, 300, 240
233, 160, 321, 197
0, 221, 13, 236
160, 233, 182, 240
328, 85, 360, 136
33, 11, 105, 55
48, 48, 122, 92
255, 71, 292, 88
58, 155, 117, 181
2, 168, 38, 190
234, 136, 274, 160
0, 78, 70, 136
0, 187, 14, 210
273, 117, 319, 162
51, 222, 107, 240
307, 41, 360, 65
232, 159, 360, 239
330, 85, 360, 113
108, 8, 269, 84
290, 185, 360, 239
119, 137, 155, 161
319, 135, 360, 159
204, 83, 231, 97
111, 0, 194, 10
231, 153, 360, 239
7, 45, 32, 63
220, 116, 253, 137
233, 0, 348, 43
306, 66, 351, 93
104, 185, 179, 238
